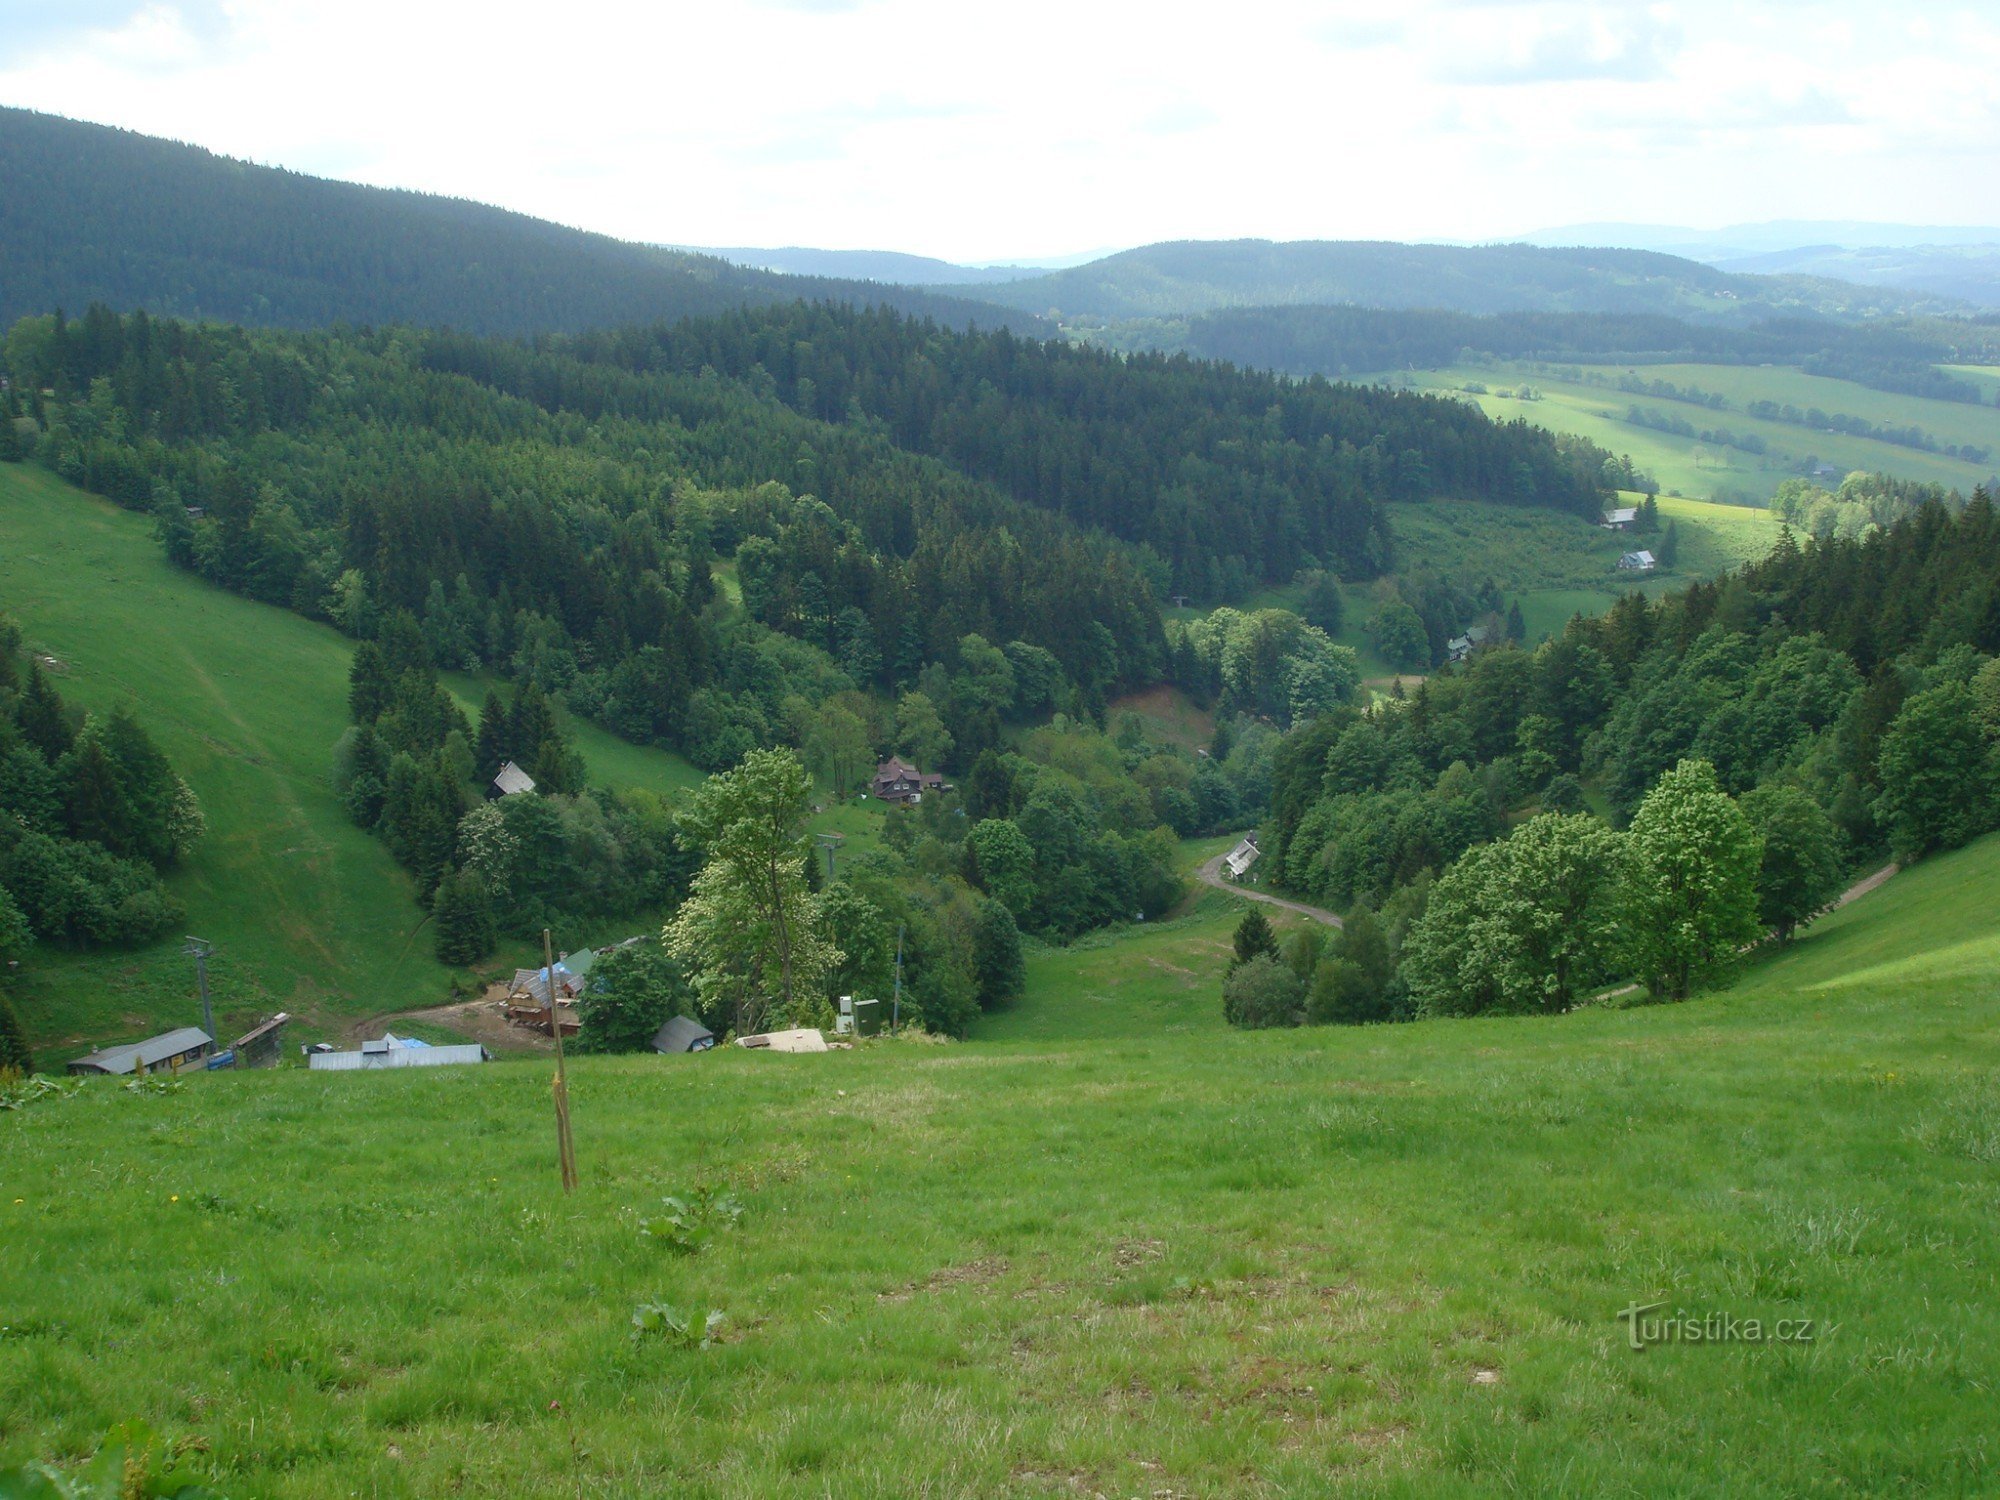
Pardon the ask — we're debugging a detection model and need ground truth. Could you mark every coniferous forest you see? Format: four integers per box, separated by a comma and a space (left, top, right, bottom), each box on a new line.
0, 107, 1035, 338
3, 302, 1615, 770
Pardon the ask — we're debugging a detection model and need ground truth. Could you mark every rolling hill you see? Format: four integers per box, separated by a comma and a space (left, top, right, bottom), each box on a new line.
952, 238, 1972, 323
679, 246, 1060, 285
0, 108, 1040, 336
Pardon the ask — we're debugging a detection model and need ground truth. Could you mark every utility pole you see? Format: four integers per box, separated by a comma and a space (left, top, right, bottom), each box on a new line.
891, 923, 905, 1033
182, 937, 215, 1047
544, 929, 578, 1194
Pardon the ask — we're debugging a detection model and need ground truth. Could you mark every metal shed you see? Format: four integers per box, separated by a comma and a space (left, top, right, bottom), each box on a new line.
67, 1027, 214, 1076
308, 1039, 491, 1071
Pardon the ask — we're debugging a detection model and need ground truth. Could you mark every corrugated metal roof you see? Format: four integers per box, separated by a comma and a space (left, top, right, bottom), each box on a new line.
68, 1027, 213, 1075
308, 1043, 490, 1071
492, 760, 536, 796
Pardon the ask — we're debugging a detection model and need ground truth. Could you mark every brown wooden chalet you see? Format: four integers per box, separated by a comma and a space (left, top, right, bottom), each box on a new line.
871, 756, 948, 805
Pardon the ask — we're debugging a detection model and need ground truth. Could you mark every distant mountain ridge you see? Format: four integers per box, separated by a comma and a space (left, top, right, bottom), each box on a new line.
0, 108, 1041, 336
940, 238, 1970, 324
678, 246, 1083, 285
1522, 220, 2000, 257
1521, 222, 2000, 309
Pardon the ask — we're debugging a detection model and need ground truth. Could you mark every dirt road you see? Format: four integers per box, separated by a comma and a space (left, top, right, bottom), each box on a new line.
1196, 846, 1343, 928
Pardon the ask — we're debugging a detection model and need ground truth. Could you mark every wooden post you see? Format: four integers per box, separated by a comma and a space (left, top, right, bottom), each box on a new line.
545, 929, 578, 1194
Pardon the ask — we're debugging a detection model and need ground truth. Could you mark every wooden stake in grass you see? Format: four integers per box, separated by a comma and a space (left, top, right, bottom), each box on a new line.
545, 929, 578, 1194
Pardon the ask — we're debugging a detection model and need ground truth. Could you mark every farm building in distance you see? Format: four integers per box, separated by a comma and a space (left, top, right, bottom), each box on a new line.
308, 1035, 490, 1071
1617, 549, 1657, 572
66, 1027, 214, 1076
1224, 835, 1260, 879
1446, 625, 1493, 663
871, 756, 948, 805
1601, 507, 1639, 530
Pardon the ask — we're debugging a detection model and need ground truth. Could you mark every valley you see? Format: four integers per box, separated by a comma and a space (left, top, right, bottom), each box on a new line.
3, 72, 1999, 1500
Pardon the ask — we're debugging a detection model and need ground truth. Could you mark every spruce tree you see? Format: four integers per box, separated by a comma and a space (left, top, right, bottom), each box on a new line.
0, 989, 32, 1075
61, 735, 134, 855
475, 691, 509, 776
1229, 907, 1280, 973
347, 641, 392, 724
16, 662, 73, 761
432, 866, 496, 965
1657, 519, 1680, 567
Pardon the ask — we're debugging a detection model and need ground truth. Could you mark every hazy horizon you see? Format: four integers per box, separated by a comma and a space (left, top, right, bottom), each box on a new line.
3, 2, 1996, 264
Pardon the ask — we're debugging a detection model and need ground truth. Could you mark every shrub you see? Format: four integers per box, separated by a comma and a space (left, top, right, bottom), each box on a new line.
1223, 954, 1304, 1030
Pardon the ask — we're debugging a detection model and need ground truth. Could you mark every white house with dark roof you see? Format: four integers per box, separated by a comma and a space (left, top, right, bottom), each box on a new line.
1617, 549, 1657, 572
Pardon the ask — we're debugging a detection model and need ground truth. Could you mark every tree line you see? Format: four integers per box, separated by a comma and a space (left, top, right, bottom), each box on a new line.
1237, 486, 2000, 1028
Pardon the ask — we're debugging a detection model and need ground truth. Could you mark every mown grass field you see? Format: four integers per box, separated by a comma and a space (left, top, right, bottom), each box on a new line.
1941, 364, 2000, 403
0, 465, 702, 1059
5, 833, 1998, 1496
1404, 363, 2000, 502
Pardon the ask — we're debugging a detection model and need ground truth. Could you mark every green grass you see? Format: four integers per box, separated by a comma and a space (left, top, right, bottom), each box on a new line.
1653, 494, 1781, 572
1405, 363, 2000, 501
0, 465, 700, 1058
1108, 685, 1216, 753
805, 793, 891, 870
1514, 588, 1616, 643
6, 835, 1999, 1495
975, 897, 1242, 1045
1940, 364, 2000, 403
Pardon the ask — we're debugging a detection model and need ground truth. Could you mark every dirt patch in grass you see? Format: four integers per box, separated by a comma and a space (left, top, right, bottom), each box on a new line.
879, 1256, 1011, 1303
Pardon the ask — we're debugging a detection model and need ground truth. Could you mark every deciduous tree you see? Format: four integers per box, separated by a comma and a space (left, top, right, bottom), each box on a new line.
666, 749, 841, 1033
1623, 760, 1762, 999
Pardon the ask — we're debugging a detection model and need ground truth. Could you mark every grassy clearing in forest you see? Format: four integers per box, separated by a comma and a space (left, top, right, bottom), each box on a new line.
0, 465, 701, 1059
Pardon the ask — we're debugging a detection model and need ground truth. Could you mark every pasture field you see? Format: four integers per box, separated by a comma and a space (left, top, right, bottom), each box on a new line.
5, 834, 1998, 1497
1940, 364, 2000, 402
1404, 363, 2000, 502
0, 465, 702, 1059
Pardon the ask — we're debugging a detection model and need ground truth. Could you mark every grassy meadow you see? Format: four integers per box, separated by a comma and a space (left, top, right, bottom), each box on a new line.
0, 465, 701, 1059
5, 832, 1999, 1496
1403, 362, 2000, 503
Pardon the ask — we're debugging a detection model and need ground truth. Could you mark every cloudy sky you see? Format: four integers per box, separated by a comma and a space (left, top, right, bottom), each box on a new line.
1, 0, 1995, 263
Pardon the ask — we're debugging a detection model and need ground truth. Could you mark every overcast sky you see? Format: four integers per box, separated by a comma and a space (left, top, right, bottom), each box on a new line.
2, 0, 1995, 263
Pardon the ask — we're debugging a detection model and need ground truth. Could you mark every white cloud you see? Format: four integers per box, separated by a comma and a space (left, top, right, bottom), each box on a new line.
0, 0, 1993, 259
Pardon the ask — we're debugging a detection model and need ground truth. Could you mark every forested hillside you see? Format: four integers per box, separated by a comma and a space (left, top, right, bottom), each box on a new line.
1257, 490, 2000, 1025
960, 238, 1968, 323
0, 108, 1034, 337
2, 304, 1614, 765
536, 303, 1612, 578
